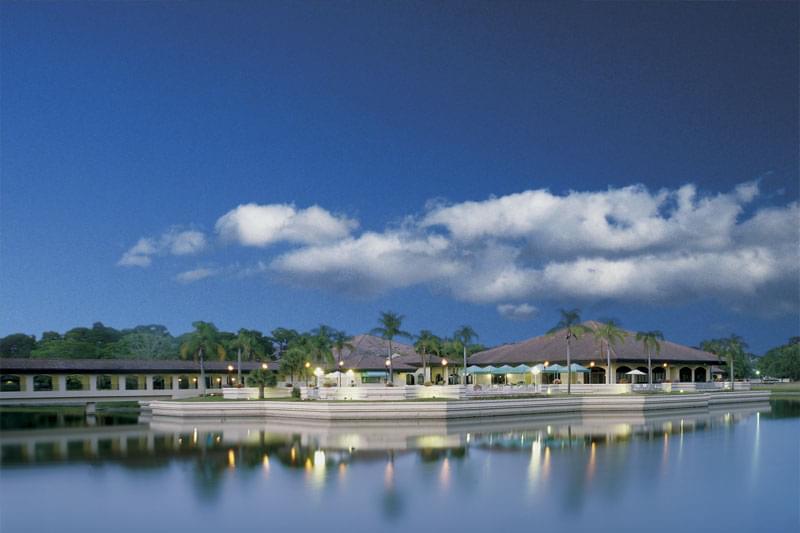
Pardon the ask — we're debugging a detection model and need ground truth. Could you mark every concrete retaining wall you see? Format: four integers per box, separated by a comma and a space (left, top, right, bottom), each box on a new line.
149, 391, 770, 421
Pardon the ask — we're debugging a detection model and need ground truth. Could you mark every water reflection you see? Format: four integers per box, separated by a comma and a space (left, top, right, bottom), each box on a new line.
1, 400, 797, 532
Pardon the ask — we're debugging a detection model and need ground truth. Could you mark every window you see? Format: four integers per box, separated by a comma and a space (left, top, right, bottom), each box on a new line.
33, 375, 53, 391
1, 375, 20, 392
96, 375, 114, 390
66, 375, 84, 390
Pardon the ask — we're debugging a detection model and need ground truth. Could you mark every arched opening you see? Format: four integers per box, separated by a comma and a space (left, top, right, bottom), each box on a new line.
177, 375, 190, 389
679, 367, 693, 382
33, 375, 53, 391
416, 373, 424, 385
125, 376, 143, 390
616, 366, 632, 384
652, 366, 666, 383
694, 367, 707, 382
1, 375, 21, 392
405, 374, 415, 386
152, 376, 166, 390
589, 367, 606, 384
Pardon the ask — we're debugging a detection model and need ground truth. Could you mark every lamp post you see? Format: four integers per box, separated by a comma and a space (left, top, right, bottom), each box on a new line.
227, 364, 234, 387
338, 360, 344, 387
385, 358, 391, 385
304, 362, 311, 387
442, 358, 448, 385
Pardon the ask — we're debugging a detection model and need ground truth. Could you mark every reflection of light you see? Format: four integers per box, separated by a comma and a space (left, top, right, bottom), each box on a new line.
262, 454, 270, 471
310, 450, 326, 488
439, 457, 451, 490
542, 446, 551, 480
192, 428, 197, 445
338, 462, 347, 480
586, 441, 596, 482
290, 447, 297, 463
384, 460, 394, 489
227, 449, 236, 468
304, 457, 312, 470
466, 433, 471, 443
528, 440, 542, 487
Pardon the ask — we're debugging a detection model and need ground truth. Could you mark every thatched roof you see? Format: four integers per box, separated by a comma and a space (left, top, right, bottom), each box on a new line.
0, 358, 266, 374
469, 321, 721, 365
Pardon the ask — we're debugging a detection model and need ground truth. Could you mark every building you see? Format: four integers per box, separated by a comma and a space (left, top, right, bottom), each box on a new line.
468, 321, 721, 386
0, 358, 266, 403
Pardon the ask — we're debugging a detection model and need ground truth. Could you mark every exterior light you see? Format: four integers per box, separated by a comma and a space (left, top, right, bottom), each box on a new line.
315, 367, 323, 375
662, 363, 668, 368
544, 360, 549, 367
305, 362, 311, 369
442, 358, 448, 366
338, 360, 344, 367
261, 363, 268, 370
232, 378, 236, 383
193, 377, 197, 382
346, 369, 354, 375
589, 361, 595, 367
755, 370, 761, 376
385, 359, 391, 367
227, 365, 234, 372
216, 378, 221, 382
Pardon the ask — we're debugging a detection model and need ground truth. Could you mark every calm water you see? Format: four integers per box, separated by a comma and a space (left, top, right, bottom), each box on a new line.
0, 400, 797, 533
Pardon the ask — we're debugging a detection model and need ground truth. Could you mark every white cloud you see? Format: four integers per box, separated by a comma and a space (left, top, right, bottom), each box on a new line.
271, 231, 462, 295
118, 229, 207, 267
269, 182, 798, 313
175, 267, 217, 284
497, 303, 538, 320
215, 203, 357, 247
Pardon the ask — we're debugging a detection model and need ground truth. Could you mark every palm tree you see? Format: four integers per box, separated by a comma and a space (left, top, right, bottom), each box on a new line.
635, 330, 663, 390
414, 330, 440, 384
229, 329, 267, 387
279, 345, 305, 385
371, 311, 411, 384
330, 330, 354, 386
246, 367, 277, 399
453, 325, 479, 385
547, 309, 590, 394
180, 321, 226, 395
591, 320, 628, 385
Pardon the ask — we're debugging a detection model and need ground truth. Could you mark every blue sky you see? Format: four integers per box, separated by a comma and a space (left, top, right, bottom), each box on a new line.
1, 1, 798, 353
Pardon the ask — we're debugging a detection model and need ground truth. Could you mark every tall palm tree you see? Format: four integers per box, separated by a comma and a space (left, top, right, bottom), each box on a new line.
330, 330, 354, 386
547, 309, 590, 394
371, 311, 411, 384
414, 330, 440, 383
229, 329, 267, 386
453, 325, 479, 385
180, 321, 226, 395
591, 320, 628, 385
635, 330, 663, 390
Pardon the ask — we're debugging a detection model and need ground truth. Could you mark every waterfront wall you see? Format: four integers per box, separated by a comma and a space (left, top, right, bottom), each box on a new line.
150, 391, 770, 421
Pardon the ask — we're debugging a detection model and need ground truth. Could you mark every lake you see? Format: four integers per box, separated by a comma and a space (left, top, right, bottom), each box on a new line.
1, 400, 797, 533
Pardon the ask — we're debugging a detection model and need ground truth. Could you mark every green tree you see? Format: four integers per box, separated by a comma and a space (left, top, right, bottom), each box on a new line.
0, 333, 37, 358
548, 309, 591, 394
414, 330, 441, 382
635, 330, 663, 388
757, 337, 800, 380
180, 321, 226, 395
453, 325, 479, 385
330, 330, 354, 380
700, 334, 752, 386
246, 367, 277, 399
371, 311, 411, 383
279, 345, 306, 385
271, 327, 300, 353
229, 329, 267, 386
111, 325, 177, 359
590, 319, 628, 385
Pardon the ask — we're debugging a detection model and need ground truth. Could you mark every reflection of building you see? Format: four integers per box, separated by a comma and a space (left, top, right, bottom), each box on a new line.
469, 321, 721, 386
0, 358, 264, 403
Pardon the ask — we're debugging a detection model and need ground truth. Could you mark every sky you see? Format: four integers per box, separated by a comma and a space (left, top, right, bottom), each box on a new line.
1, 1, 798, 354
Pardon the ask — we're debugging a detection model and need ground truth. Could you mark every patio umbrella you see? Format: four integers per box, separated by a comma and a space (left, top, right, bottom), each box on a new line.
626, 368, 647, 384
543, 364, 566, 373
568, 363, 591, 373
466, 365, 492, 374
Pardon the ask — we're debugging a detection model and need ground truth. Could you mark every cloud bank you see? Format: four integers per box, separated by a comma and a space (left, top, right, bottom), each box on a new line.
117, 183, 800, 317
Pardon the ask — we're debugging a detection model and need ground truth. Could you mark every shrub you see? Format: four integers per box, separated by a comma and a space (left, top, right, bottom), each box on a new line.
291, 386, 301, 399
423, 381, 433, 386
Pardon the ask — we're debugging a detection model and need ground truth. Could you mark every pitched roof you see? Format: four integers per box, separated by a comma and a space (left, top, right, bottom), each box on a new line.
336, 335, 419, 371
0, 358, 266, 374
469, 322, 721, 365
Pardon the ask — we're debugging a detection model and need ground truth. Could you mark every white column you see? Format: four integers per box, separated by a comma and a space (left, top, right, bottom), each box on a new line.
707, 365, 712, 382
610, 364, 615, 384
119, 375, 127, 391
57, 374, 67, 392
145, 375, 154, 390
22, 375, 34, 392
172, 375, 180, 391
88, 375, 97, 392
